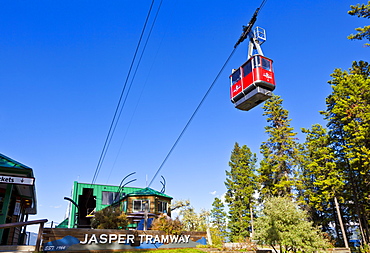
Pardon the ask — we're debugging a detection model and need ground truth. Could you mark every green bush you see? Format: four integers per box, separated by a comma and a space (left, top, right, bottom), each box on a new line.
254, 197, 330, 253
91, 206, 128, 229
151, 213, 183, 235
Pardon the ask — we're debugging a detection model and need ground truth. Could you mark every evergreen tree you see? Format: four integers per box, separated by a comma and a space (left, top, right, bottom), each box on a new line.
210, 197, 227, 243
225, 142, 258, 241
348, 1, 370, 46
321, 61, 370, 244
298, 124, 346, 242
258, 95, 299, 200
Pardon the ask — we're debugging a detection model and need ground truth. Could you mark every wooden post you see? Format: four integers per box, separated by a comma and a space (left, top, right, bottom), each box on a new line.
334, 196, 349, 248
0, 219, 47, 250
35, 222, 45, 252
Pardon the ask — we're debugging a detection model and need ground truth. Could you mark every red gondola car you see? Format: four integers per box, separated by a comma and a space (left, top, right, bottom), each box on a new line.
230, 54, 275, 111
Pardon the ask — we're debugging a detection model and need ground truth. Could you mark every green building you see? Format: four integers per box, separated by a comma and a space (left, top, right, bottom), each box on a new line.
0, 153, 37, 245
63, 181, 172, 229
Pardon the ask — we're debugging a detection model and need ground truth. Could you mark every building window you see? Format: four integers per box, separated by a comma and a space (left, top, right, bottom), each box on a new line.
102, 191, 119, 205
157, 201, 167, 213
133, 200, 149, 212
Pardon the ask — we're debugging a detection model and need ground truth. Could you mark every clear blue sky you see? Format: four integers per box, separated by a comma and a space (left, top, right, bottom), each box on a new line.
0, 0, 368, 230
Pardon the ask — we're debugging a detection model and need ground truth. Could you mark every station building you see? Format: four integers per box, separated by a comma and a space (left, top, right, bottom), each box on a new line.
60, 181, 173, 230
0, 153, 37, 245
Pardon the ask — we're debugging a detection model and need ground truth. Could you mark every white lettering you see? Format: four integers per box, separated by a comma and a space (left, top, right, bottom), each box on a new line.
88, 234, 98, 244
178, 235, 185, 243
127, 234, 135, 244
161, 235, 168, 243
80, 234, 88, 245
78, 233, 193, 245
169, 235, 178, 243
139, 234, 146, 243
152, 235, 160, 243
99, 234, 108, 244
184, 235, 190, 243
118, 234, 126, 243
145, 235, 153, 243
109, 234, 118, 243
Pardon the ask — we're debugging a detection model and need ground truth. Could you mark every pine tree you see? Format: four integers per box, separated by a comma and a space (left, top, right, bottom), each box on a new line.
225, 142, 258, 241
298, 124, 346, 242
258, 95, 299, 200
321, 61, 370, 244
348, 1, 370, 46
210, 197, 227, 245
210, 198, 227, 235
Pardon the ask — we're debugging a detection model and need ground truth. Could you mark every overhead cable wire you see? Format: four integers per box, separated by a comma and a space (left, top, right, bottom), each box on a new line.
147, 47, 237, 188
106, 0, 164, 183
91, 0, 156, 185
147, 0, 268, 188
259, 0, 268, 10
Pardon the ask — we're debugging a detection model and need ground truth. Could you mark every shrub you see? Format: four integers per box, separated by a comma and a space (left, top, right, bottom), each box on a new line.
254, 197, 329, 253
151, 213, 183, 235
91, 206, 128, 229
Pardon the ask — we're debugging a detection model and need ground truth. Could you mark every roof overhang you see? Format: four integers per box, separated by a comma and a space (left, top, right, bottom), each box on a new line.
0, 153, 37, 214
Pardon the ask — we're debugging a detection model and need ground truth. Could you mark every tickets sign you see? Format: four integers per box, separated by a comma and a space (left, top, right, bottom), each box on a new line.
0, 175, 35, 186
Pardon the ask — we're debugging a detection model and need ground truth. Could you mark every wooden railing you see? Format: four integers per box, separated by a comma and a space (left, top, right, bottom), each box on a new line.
0, 219, 48, 251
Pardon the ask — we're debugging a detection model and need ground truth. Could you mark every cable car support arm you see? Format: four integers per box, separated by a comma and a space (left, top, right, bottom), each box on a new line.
234, 8, 260, 48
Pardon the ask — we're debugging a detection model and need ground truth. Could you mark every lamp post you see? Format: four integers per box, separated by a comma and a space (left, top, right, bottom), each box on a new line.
64, 197, 79, 227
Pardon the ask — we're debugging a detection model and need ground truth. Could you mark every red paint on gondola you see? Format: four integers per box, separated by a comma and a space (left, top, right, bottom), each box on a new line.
230, 54, 275, 103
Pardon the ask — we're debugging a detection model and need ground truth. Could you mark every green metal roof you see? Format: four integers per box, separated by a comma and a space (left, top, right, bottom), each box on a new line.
0, 153, 37, 214
127, 187, 172, 199
0, 153, 32, 172
72, 183, 172, 198
73, 182, 144, 195
56, 218, 69, 228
